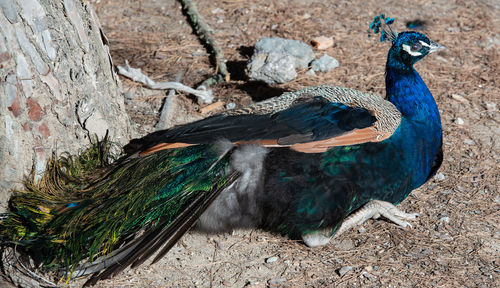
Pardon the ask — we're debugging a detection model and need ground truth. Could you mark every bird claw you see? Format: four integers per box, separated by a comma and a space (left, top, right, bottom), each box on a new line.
374, 202, 419, 229
301, 200, 418, 248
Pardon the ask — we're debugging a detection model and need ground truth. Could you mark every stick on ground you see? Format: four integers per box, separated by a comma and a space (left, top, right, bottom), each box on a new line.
117, 61, 213, 104
178, 0, 230, 85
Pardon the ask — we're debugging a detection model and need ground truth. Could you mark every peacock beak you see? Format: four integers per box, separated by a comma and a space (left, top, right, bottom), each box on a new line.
428, 41, 447, 53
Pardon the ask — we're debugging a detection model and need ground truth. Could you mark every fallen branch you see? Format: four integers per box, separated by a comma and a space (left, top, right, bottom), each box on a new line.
155, 71, 184, 130
117, 60, 213, 104
178, 0, 230, 84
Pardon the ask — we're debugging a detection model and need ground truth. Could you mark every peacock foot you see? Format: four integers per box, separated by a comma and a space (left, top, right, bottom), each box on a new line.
302, 200, 419, 247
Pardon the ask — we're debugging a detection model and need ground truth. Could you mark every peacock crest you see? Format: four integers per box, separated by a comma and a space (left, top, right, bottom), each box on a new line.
369, 14, 398, 43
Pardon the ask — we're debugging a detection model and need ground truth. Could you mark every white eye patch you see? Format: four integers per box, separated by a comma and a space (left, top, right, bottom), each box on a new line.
419, 40, 431, 48
402, 44, 423, 56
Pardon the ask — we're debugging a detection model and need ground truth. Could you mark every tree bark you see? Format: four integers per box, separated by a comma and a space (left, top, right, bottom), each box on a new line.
0, 0, 133, 205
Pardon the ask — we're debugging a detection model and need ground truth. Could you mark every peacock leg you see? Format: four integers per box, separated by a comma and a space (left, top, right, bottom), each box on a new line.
302, 200, 419, 247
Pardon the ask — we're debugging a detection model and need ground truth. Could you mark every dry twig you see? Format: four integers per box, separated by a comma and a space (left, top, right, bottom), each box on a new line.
178, 0, 230, 85
117, 60, 213, 104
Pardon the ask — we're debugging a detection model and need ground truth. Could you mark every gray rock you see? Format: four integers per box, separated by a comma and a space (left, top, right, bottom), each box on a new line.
361, 271, 377, 281
311, 53, 339, 73
246, 37, 315, 84
265, 256, 279, 263
435, 173, 446, 181
337, 266, 352, 277
306, 69, 316, 76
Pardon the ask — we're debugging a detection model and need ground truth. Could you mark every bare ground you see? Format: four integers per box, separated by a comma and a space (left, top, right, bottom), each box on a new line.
81, 0, 500, 287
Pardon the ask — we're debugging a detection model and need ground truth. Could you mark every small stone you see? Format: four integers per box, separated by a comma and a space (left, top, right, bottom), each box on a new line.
364, 265, 373, 272
455, 117, 464, 125
463, 139, 475, 145
358, 227, 366, 234
439, 216, 450, 223
266, 256, 279, 263
226, 102, 236, 109
311, 36, 334, 50
337, 266, 352, 277
306, 69, 316, 76
311, 53, 339, 73
485, 102, 497, 111
435, 173, 446, 181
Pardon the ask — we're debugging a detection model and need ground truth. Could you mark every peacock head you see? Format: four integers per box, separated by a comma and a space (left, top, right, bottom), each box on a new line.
369, 14, 446, 69
391, 31, 445, 67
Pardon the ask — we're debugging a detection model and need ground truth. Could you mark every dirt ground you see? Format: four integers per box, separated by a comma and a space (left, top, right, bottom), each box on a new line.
83, 0, 500, 287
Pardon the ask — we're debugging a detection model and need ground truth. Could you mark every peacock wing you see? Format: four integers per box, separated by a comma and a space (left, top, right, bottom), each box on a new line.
125, 85, 402, 155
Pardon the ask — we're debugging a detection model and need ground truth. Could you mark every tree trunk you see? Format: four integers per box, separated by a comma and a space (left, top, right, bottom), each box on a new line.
0, 0, 133, 205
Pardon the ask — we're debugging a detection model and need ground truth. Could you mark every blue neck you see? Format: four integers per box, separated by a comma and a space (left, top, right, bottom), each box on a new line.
385, 52, 441, 124
385, 52, 443, 189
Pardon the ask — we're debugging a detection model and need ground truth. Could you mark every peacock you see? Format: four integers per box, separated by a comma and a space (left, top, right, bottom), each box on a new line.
0, 15, 445, 286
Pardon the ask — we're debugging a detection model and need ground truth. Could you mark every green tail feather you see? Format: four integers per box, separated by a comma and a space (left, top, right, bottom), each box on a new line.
0, 139, 233, 277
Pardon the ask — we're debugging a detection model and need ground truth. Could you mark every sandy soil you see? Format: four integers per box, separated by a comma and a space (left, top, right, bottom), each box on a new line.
76, 0, 500, 287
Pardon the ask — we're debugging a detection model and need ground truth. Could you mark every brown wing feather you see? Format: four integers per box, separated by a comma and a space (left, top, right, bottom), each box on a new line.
140, 127, 392, 155
290, 127, 392, 153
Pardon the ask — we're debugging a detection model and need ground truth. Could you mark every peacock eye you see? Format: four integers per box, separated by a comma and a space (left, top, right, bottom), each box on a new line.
411, 42, 422, 52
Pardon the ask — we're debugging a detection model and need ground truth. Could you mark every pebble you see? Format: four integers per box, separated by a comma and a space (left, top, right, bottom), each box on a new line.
266, 256, 279, 263
485, 102, 497, 111
337, 266, 352, 277
358, 227, 366, 234
226, 102, 236, 109
435, 173, 446, 181
306, 69, 316, 76
463, 139, 475, 145
311, 53, 339, 73
455, 117, 464, 125
439, 216, 450, 223
311, 36, 334, 50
